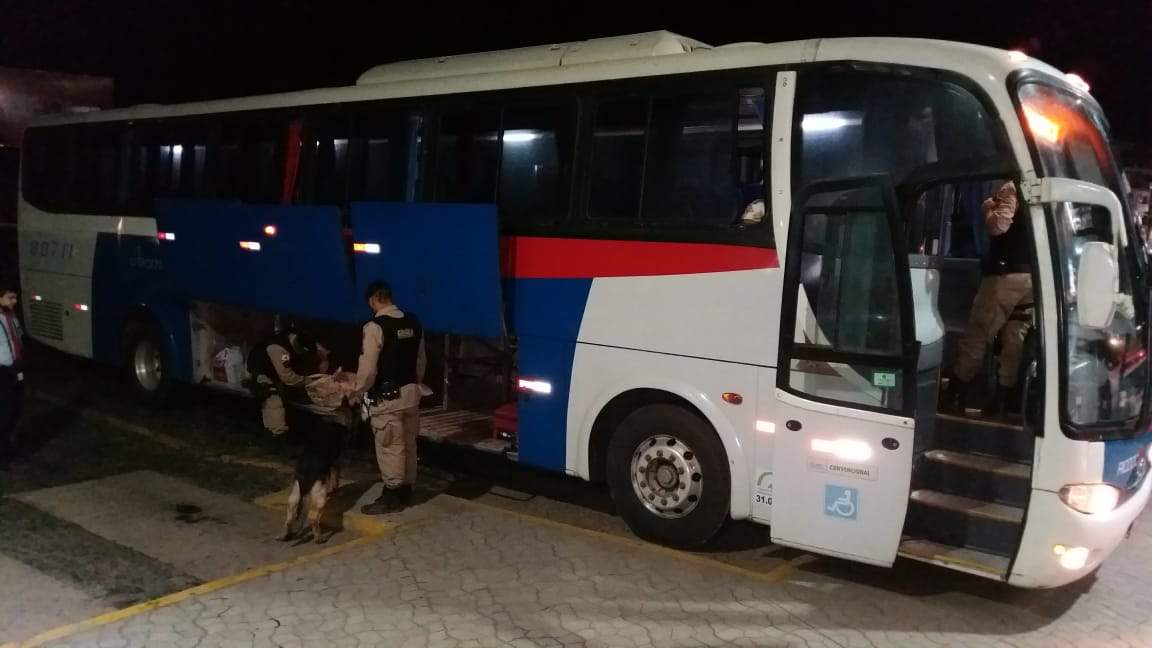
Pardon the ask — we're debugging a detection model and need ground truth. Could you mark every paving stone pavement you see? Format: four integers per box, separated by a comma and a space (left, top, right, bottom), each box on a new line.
0, 554, 112, 644
41, 496, 1152, 648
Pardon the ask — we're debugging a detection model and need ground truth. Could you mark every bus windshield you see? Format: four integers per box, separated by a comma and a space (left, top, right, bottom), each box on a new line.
1018, 82, 1149, 438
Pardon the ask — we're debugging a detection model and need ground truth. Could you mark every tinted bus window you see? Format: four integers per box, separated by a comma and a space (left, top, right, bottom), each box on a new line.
588, 97, 647, 222
348, 108, 422, 203
434, 109, 500, 203
796, 71, 1003, 190
644, 91, 740, 227
22, 127, 76, 212
586, 85, 770, 237
303, 113, 350, 206
498, 103, 575, 229
250, 129, 282, 203
215, 124, 245, 200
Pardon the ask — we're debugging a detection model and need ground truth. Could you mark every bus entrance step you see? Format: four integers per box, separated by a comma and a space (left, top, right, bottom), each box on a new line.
935, 413, 1033, 463
898, 538, 1010, 580
906, 489, 1024, 557
916, 449, 1031, 508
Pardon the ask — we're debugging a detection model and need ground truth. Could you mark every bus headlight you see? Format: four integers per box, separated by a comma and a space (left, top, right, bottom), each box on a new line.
1059, 483, 1122, 514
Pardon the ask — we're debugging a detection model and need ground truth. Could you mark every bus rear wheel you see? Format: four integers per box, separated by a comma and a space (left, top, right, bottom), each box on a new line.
124, 323, 172, 406
606, 403, 730, 548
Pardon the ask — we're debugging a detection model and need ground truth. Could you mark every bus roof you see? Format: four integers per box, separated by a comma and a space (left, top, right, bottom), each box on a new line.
32, 32, 1069, 127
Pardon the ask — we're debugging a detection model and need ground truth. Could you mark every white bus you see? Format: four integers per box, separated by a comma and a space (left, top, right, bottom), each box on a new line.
17, 31, 1151, 587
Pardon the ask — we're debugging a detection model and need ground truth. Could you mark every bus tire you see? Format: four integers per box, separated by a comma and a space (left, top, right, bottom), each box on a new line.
606, 403, 730, 548
123, 322, 172, 406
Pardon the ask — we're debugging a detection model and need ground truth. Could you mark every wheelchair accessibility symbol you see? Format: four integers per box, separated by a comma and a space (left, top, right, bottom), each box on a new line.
824, 485, 858, 520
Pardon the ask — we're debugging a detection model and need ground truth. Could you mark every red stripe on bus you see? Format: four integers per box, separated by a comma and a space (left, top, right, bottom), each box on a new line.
281, 121, 303, 205
500, 237, 779, 279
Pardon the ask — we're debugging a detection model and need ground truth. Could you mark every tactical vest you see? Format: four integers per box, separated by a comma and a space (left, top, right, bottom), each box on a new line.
371, 312, 422, 392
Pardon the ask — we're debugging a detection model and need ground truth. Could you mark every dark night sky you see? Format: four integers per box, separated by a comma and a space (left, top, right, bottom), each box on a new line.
2, 0, 1150, 162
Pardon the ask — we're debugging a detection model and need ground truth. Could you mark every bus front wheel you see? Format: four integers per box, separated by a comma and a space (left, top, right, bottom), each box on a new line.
606, 403, 730, 548
124, 322, 172, 406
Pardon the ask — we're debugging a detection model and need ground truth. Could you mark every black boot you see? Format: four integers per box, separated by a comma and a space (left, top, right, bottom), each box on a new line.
939, 378, 970, 414
395, 484, 413, 508
360, 485, 413, 515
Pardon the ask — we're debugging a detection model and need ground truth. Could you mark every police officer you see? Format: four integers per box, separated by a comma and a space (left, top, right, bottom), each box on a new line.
248, 322, 318, 435
942, 180, 1034, 415
354, 281, 425, 515
0, 281, 25, 464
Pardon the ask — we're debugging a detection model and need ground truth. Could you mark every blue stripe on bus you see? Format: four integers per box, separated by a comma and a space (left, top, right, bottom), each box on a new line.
155, 200, 362, 322
91, 232, 192, 381
511, 278, 592, 471
1102, 432, 1152, 491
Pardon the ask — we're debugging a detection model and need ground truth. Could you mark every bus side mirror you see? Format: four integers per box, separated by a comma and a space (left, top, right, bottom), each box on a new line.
1077, 241, 1119, 329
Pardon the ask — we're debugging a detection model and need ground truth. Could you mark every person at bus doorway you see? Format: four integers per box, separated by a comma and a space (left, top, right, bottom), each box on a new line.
353, 281, 425, 515
0, 282, 25, 464
246, 323, 320, 436
941, 180, 1033, 416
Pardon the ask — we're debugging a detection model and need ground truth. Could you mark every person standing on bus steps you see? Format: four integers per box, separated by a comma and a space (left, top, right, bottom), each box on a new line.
941, 180, 1033, 415
354, 281, 425, 515
0, 282, 25, 464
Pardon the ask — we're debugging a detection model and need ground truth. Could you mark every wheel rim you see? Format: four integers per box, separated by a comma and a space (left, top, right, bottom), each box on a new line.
629, 434, 703, 519
133, 338, 163, 392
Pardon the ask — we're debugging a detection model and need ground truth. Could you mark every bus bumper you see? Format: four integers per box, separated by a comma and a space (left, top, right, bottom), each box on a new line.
1009, 476, 1150, 588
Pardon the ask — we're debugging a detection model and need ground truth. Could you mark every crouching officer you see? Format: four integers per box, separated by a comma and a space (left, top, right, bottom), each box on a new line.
247, 322, 318, 435
354, 281, 425, 515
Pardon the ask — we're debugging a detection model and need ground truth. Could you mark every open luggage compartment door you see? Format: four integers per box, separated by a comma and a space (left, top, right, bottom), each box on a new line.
154, 200, 360, 322
350, 202, 505, 339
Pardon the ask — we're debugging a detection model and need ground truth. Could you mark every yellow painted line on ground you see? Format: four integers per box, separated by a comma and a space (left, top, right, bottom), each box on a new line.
22, 392, 815, 617
447, 496, 819, 585
2, 393, 392, 646
0, 527, 388, 648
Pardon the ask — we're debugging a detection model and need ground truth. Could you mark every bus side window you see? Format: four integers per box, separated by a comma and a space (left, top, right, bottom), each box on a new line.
124, 130, 150, 213
214, 122, 246, 200
587, 97, 647, 223
643, 91, 733, 226
20, 128, 51, 210
301, 112, 351, 208
95, 135, 119, 211
247, 123, 283, 204
585, 84, 771, 239
208, 117, 286, 204
498, 102, 576, 230
433, 109, 500, 204
147, 122, 209, 202
795, 71, 1003, 191
348, 107, 422, 203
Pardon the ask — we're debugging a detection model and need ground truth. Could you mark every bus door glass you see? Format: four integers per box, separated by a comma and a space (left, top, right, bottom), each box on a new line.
772, 175, 920, 566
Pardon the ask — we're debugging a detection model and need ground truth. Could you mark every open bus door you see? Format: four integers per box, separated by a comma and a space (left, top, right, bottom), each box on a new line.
771, 176, 921, 566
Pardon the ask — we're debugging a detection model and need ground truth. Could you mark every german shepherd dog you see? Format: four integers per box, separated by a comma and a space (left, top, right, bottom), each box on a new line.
277, 405, 346, 544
